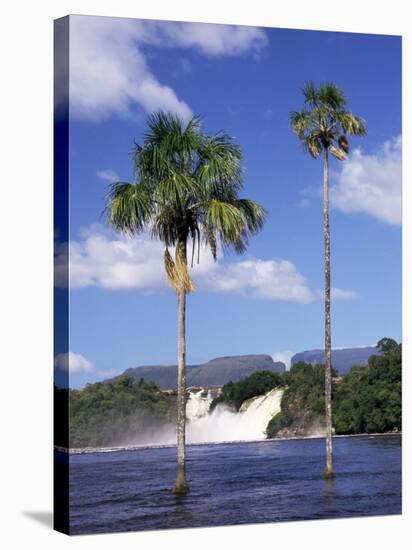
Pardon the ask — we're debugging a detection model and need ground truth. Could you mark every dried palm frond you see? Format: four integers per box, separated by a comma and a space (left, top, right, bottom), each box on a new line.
307, 137, 322, 159
175, 251, 195, 293
164, 248, 194, 294
329, 145, 347, 161
338, 135, 349, 153
164, 248, 178, 290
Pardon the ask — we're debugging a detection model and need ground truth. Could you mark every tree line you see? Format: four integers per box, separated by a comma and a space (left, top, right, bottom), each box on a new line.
56, 376, 172, 448
267, 338, 401, 437
210, 339, 401, 438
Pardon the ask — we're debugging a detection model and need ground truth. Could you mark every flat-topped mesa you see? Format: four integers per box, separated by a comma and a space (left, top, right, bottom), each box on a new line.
106, 354, 286, 390
291, 346, 380, 375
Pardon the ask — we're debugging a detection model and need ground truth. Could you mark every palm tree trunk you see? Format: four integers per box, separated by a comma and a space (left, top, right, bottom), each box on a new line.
323, 147, 335, 479
172, 240, 189, 495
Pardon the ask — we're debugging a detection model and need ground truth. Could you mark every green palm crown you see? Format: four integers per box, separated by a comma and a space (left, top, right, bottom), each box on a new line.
290, 81, 366, 160
104, 111, 266, 293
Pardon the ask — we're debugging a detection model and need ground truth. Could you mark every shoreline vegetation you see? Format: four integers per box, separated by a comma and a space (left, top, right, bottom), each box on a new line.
55, 432, 402, 455
57, 337, 401, 451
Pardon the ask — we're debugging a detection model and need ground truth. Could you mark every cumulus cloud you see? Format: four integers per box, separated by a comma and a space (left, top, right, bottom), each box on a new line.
68, 16, 267, 122
54, 225, 358, 304
60, 225, 168, 291
54, 351, 119, 379
54, 352, 94, 373
201, 258, 314, 303
331, 136, 401, 225
156, 21, 267, 56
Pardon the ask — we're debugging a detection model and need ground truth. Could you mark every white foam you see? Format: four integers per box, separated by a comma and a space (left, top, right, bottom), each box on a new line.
186, 387, 283, 444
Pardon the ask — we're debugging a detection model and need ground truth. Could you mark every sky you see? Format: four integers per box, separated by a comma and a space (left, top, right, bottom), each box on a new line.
54, 15, 401, 388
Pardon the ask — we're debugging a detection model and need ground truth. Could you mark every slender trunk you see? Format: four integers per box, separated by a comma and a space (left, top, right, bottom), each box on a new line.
172, 239, 189, 495
323, 147, 335, 479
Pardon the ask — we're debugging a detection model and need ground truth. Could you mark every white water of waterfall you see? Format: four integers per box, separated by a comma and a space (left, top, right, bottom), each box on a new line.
186, 388, 284, 444
186, 389, 214, 421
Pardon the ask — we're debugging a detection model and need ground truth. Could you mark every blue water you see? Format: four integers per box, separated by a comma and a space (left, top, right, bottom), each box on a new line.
64, 435, 401, 535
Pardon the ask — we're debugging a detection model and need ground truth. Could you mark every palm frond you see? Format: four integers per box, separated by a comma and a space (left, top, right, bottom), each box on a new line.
290, 111, 311, 139
105, 110, 266, 290
206, 199, 245, 245
203, 198, 266, 255
203, 224, 218, 261
235, 199, 266, 234
175, 248, 195, 293
195, 134, 243, 200
317, 83, 346, 110
305, 136, 322, 158
104, 182, 152, 235
338, 135, 349, 153
154, 172, 199, 206
150, 208, 179, 248
338, 112, 367, 136
164, 247, 194, 294
329, 145, 347, 161
164, 247, 178, 290
302, 81, 318, 107
292, 83, 366, 160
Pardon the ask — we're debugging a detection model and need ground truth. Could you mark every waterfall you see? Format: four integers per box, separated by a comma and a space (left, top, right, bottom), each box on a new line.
186, 388, 214, 421
186, 387, 284, 444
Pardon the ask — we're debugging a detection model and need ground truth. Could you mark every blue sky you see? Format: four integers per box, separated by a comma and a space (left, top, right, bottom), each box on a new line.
54, 16, 401, 388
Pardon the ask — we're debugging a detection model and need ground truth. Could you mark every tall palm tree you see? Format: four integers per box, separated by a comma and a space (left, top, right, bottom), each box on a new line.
105, 111, 266, 494
291, 82, 366, 478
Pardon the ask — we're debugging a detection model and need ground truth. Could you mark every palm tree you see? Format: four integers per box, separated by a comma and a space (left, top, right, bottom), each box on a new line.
105, 111, 266, 494
291, 82, 366, 478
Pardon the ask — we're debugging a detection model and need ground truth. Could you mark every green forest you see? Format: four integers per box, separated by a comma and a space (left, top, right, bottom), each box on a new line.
212, 338, 401, 437
266, 338, 401, 437
65, 376, 173, 448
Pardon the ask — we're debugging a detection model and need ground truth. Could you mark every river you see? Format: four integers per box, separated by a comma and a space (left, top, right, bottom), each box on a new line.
60, 434, 401, 535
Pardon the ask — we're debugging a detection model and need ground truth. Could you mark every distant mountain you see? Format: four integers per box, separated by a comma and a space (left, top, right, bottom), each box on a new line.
107, 355, 286, 390
291, 346, 380, 375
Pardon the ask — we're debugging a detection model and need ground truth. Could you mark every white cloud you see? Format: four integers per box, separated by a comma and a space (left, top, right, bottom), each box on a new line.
272, 351, 294, 369
315, 287, 360, 301
69, 17, 191, 122
330, 287, 360, 300
60, 225, 167, 291
97, 169, 120, 183
331, 136, 401, 225
55, 225, 358, 304
156, 21, 267, 56
54, 352, 94, 373
331, 344, 376, 350
201, 258, 314, 303
54, 351, 120, 379
69, 16, 267, 122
